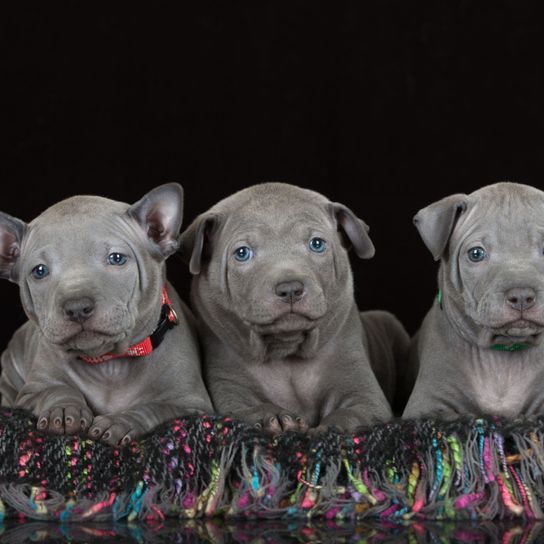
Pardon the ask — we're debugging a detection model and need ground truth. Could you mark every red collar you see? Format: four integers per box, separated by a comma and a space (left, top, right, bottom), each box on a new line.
79, 285, 179, 365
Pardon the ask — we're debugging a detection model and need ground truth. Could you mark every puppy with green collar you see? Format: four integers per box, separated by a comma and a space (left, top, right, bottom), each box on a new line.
404, 182, 544, 418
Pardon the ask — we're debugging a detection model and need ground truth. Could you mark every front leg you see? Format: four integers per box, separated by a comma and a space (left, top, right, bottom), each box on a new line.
315, 407, 377, 433
16, 383, 93, 436
402, 377, 467, 420
314, 397, 392, 434
209, 373, 309, 434
88, 401, 207, 446
402, 397, 465, 421
313, 359, 394, 433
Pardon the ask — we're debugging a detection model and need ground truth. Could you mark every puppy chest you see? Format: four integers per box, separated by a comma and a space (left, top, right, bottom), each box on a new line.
249, 360, 324, 413
469, 355, 540, 417
67, 362, 148, 415
85, 383, 145, 415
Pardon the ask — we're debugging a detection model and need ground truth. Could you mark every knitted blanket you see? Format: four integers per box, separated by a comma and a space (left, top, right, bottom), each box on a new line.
0, 407, 543, 523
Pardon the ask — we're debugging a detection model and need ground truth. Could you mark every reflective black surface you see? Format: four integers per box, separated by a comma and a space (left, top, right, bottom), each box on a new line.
0, 519, 541, 543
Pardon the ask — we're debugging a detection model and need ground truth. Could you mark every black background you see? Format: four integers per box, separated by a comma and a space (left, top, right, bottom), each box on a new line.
2, 2, 544, 351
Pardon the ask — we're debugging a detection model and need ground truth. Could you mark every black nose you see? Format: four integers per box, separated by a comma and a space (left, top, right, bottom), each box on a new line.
506, 288, 537, 312
63, 297, 95, 323
275, 280, 305, 303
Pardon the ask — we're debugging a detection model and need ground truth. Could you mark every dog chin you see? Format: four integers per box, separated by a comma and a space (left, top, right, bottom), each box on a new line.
250, 312, 321, 334
52, 329, 128, 356
487, 319, 544, 346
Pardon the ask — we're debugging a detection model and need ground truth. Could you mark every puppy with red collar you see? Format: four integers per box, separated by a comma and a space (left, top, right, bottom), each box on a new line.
0, 184, 212, 445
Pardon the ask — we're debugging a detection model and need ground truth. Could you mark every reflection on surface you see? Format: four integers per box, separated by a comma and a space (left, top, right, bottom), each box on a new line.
0, 518, 541, 543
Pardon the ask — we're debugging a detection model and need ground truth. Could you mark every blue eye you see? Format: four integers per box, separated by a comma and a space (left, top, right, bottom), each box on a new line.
234, 246, 253, 262
309, 237, 327, 253
31, 264, 49, 279
108, 253, 128, 266
467, 246, 486, 262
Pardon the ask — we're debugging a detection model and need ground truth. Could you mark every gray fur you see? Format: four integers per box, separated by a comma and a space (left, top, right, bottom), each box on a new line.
0, 184, 212, 445
180, 183, 409, 432
404, 182, 544, 418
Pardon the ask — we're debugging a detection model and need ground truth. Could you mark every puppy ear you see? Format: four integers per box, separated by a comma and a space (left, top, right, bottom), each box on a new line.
128, 183, 184, 258
413, 194, 468, 261
0, 212, 27, 282
329, 202, 375, 259
179, 213, 220, 274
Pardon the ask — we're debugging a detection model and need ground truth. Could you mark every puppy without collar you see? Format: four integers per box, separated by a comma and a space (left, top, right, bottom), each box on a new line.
181, 182, 408, 433
404, 182, 544, 419
0, 184, 212, 445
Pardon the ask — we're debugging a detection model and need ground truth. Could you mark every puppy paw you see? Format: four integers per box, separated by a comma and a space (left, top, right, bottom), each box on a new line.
88, 414, 142, 447
306, 424, 329, 436
262, 413, 308, 434
314, 407, 388, 434
37, 404, 93, 436
232, 404, 308, 434
255, 411, 308, 434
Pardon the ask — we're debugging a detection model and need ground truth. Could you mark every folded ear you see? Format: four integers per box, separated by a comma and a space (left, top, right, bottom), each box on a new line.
329, 202, 375, 259
413, 194, 468, 261
128, 183, 184, 258
0, 212, 27, 282
179, 213, 221, 274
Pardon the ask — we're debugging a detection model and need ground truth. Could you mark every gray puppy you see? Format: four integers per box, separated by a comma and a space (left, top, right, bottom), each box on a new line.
404, 182, 544, 419
180, 183, 408, 433
0, 184, 212, 445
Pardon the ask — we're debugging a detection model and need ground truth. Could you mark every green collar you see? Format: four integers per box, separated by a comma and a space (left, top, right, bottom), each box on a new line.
490, 342, 532, 352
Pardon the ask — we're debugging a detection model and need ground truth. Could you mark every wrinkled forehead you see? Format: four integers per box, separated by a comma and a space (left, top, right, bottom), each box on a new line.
451, 192, 544, 247
23, 198, 134, 253
221, 201, 334, 239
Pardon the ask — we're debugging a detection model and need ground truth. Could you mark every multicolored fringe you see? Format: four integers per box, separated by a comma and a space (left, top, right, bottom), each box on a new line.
1, 407, 544, 522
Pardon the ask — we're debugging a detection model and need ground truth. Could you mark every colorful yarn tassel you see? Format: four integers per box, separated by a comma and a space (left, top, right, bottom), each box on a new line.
1, 409, 544, 522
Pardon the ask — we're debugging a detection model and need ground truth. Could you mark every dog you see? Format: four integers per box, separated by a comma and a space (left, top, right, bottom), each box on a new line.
0, 183, 213, 445
180, 182, 408, 433
404, 182, 544, 418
